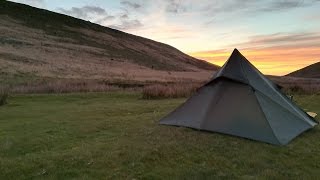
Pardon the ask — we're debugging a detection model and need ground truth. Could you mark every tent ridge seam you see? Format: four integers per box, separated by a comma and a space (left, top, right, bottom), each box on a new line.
256, 89, 317, 126
254, 91, 282, 144
239, 54, 250, 84
199, 83, 225, 129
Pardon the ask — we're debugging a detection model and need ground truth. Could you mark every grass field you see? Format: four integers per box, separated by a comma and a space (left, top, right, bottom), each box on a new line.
0, 92, 319, 179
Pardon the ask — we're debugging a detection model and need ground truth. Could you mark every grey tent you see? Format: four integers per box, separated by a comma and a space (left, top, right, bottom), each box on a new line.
160, 49, 317, 145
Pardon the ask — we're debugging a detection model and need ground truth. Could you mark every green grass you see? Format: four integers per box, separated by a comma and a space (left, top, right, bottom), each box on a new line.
0, 92, 319, 179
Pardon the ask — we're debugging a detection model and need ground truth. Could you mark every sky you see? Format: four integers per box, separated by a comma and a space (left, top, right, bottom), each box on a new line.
10, 0, 320, 75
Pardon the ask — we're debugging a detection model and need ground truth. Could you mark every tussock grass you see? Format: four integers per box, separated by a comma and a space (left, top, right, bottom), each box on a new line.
282, 84, 320, 95
0, 88, 9, 106
10, 79, 143, 94
141, 77, 320, 100
142, 83, 202, 99
271, 77, 320, 95
3, 74, 320, 96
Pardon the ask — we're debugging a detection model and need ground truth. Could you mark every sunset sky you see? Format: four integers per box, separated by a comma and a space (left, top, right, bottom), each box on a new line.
11, 0, 320, 75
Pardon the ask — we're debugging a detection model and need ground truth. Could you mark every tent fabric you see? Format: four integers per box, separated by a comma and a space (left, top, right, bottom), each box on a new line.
160, 49, 317, 145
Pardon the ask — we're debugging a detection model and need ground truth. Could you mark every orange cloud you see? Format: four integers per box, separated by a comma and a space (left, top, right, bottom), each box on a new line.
191, 47, 320, 75
190, 32, 320, 75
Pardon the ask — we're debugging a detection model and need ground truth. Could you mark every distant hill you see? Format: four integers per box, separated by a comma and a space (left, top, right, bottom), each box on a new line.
0, 1, 218, 84
286, 62, 320, 78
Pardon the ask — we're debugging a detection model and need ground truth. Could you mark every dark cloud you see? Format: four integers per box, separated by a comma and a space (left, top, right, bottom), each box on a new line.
58, 6, 108, 19
95, 16, 116, 24
203, 0, 320, 25
120, 14, 129, 19
202, 0, 252, 14
80, 6, 106, 14
57, 4, 144, 31
112, 1, 144, 30
110, 19, 143, 30
120, 1, 141, 9
205, 0, 319, 15
166, 0, 187, 13
250, 32, 320, 44
231, 32, 320, 49
261, 0, 305, 12
11, 0, 45, 8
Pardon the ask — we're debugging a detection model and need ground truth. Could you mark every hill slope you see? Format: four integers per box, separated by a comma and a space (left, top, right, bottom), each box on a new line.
0, 1, 218, 84
286, 62, 320, 78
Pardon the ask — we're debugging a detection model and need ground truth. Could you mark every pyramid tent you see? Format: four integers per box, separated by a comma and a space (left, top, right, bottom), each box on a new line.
160, 49, 317, 145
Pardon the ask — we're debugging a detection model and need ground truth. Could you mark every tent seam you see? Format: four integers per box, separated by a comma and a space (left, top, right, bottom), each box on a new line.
239, 54, 250, 85
239, 57, 316, 126
257, 90, 317, 126
199, 81, 225, 129
256, 89, 317, 126
254, 91, 282, 145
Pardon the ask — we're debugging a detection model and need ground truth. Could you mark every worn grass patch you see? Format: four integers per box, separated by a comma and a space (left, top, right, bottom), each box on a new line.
0, 92, 319, 179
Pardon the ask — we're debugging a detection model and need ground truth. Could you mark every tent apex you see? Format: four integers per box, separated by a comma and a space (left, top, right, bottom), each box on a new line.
231, 48, 241, 56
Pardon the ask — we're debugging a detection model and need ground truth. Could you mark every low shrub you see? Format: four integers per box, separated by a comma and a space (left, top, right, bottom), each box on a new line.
0, 90, 9, 106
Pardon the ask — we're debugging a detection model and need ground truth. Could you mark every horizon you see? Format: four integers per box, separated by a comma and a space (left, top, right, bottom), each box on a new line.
10, 0, 320, 75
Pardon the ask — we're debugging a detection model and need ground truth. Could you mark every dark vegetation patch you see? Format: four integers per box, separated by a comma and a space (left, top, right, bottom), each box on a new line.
0, 71, 39, 85
8, 79, 146, 94
142, 83, 202, 99
0, 37, 33, 46
0, 52, 47, 65
0, 88, 9, 106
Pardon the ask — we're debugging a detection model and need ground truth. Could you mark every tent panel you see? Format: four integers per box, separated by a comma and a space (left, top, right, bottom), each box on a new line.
159, 82, 223, 129
201, 81, 280, 144
214, 50, 248, 84
255, 91, 313, 145
241, 61, 317, 126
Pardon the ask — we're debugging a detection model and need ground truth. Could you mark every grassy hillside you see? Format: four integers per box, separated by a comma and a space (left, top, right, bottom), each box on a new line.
286, 62, 320, 78
0, 92, 319, 179
0, 1, 218, 85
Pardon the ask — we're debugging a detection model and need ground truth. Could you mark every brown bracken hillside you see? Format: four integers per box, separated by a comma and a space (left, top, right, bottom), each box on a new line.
286, 62, 320, 78
0, 1, 219, 85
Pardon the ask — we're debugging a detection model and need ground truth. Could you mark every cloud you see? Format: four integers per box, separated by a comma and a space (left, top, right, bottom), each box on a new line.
108, 1, 145, 30
166, 0, 187, 13
203, 0, 253, 13
134, 24, 197, 40
57, 5, 143, 31
10, 0, 45, 8
120, 0, 141, 9
95, 16, 116, 25
57, 6, 109, 20
190, 31, 320, 75
260, 0, 306, 12
232, 32, 320, 49
192, 46, 320, 75
203, 0, 320, 19
110, 19, 143, 30
191, 32, 320, 54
